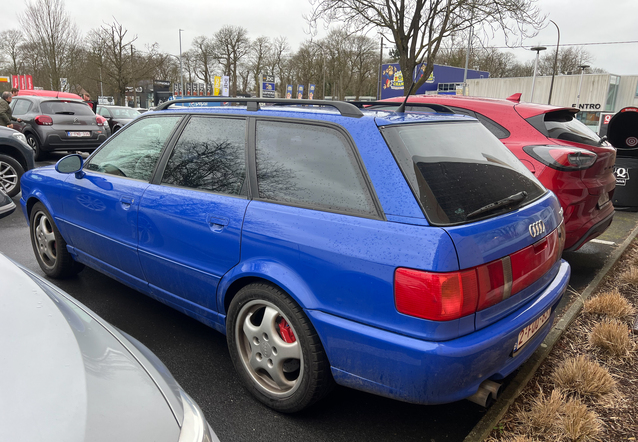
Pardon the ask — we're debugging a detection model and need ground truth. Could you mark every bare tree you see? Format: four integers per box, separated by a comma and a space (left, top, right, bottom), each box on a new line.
307, 0, 545, 95
538, 47, 594, 76
0, 30, 25, 75
250, 36, 272, 93
18, 0, 81, 91
191, 36, 216, 84
213, 25, 251, 96
264, 36, 291, 96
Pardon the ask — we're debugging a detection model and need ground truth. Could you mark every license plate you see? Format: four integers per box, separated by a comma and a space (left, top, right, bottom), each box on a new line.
513, 308, 551, 355
598, 191, 610, 207
67, 131, 91, 137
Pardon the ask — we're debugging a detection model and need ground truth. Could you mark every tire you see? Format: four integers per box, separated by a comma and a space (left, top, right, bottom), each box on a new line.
0, 154, 24, 198
29, 202, 84, 278
227, 283, 334, 413
26, 133, 46, 161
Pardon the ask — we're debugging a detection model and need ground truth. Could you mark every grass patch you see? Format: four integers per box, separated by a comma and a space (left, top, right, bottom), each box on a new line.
619, 266, 638, 286
589, 319, 634, 358
552, 355, 616, 399
583, 289, 636, 320
520, 388, 564, 436
559, 398, 602, 441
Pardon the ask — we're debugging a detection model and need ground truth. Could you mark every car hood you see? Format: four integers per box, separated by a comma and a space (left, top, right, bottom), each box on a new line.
0, 255, 181, 442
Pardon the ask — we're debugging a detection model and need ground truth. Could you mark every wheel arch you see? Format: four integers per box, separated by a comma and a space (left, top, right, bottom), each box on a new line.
219, 260, 319, 318
0, 145, 29, 171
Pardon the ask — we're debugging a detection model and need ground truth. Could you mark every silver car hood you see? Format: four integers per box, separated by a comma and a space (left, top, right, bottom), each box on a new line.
0, 255, 181, 442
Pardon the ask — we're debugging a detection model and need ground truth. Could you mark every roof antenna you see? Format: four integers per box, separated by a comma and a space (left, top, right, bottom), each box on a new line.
396, 53, 429, 114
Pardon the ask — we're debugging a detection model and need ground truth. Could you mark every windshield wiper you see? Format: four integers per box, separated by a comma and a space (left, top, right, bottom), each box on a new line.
467, 191, 528, 220
55, 111, 75, 115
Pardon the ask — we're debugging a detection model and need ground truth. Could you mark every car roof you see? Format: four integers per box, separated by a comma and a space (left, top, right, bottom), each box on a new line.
16, 90, 83, 100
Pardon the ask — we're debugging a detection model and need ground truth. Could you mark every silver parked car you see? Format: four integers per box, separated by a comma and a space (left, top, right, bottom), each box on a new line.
0, 253, 218, 442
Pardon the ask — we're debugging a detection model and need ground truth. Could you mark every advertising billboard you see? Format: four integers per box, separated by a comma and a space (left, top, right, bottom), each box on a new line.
261, 74, 275, 98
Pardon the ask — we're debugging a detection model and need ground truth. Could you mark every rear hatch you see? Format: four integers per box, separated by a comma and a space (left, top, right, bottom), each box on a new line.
519, 107, 616, 203
381, 118, 565, 330
40, 100, 101, 140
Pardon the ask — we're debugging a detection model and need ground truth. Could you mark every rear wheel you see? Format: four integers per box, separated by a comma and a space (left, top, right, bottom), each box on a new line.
227, 283, 333, 413
0, 154, 24, 197
26, 133, 46, 161
29, 202, 84, 278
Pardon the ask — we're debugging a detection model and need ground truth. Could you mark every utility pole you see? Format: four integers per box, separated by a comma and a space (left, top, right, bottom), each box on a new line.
179, 29, 185, 98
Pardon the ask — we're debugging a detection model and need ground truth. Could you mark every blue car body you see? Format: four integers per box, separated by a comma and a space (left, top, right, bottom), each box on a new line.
20, 101, 570, 407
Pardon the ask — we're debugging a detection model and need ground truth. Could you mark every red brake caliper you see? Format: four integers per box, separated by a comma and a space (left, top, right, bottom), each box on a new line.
278, 318, 296, 343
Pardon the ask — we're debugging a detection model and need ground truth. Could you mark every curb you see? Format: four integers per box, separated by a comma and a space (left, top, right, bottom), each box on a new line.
463, 220, 638, 442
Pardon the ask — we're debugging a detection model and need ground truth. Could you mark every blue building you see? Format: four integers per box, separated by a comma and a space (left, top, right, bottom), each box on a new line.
380, 63, 489, 99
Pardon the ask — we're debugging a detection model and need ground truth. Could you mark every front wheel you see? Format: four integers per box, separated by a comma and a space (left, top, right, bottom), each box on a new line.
227, 283, 333, 413
0, 154, 24, 197
29, 202, 84, 278
26, 133, 46, 161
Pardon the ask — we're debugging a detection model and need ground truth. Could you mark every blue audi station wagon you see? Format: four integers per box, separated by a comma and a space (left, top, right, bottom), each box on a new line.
21, 98, 570, 412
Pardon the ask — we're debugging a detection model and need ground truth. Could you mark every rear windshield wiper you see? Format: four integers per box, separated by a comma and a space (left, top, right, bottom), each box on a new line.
55, 111, 75, 115
467, 191, 528, 220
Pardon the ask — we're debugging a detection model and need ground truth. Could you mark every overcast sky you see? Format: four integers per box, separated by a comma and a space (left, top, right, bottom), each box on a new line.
5, 0, 638, 76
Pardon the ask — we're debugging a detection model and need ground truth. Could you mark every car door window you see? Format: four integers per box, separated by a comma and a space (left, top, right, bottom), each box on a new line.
86, 116, 181, 181
255, 120, 377, 217
448, 106, 511, 139
98, 107, 112, 118
11, 99, 32, 116
161, 116, 246, 195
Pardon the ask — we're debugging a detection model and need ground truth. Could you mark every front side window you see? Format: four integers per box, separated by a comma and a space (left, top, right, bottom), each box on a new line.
86, 116, 181, 181
97, 107, 112, 118
255, 121, 377, 217
161, 116, 246, 195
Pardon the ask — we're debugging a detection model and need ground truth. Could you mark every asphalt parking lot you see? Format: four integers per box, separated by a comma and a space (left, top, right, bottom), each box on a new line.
3, 155, 637, 441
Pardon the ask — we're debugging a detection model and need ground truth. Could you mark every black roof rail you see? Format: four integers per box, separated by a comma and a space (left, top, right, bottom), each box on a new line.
347, 100, 455, 114
154, 97, 364, 118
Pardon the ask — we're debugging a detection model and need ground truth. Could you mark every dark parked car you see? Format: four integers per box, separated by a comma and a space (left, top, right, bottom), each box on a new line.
96, 105, 142, 134
0, 126, 35, 197
9, 95, 110, 160
0, 253, 218, 441
21, 98, 570, 412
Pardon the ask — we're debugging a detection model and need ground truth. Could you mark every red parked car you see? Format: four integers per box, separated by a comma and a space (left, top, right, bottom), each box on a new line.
379, 94, 616, 251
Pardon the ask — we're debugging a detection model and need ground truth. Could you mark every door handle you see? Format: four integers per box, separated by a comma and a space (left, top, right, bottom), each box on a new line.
120, 195, 134, 210
207, 215, 229, 233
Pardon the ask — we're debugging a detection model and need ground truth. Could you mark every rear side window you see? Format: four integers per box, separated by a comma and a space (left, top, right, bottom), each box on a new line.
40, 101, 94, 116
255, 121, 377, 217
527, 110, 601, 147
382, 121, 545, 225
447, 106, 511, 139
11, 99, 32, 116
162, 117, 246, 195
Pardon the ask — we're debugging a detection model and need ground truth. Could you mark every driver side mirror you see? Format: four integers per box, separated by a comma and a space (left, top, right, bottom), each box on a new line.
55, 154, 85, 178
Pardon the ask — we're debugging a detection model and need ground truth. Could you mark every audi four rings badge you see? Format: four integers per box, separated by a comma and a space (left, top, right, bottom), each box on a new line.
529, 220, 546, 238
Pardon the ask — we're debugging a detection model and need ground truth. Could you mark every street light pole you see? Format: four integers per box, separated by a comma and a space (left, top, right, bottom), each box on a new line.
547, 20, 560, 105
576, 64, 590, 108
530, 46, 547, 103
179, 29, 185, 98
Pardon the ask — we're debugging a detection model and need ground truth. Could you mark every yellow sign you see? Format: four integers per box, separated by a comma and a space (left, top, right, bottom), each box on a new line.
0, 76, 10, 83
213, 76, 221, 96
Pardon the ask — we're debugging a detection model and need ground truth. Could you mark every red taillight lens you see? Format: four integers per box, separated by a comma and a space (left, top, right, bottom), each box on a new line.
395, 268, 478, 321
395, 225, 564, 321
523, 145, 597, 171
34, 115, 53, 126
96, 115, 107, 126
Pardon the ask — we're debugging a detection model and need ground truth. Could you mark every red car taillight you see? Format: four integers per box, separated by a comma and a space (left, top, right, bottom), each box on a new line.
395, 225, 564, 321
523, 145, 597, 171
96, 115, 107, 126
34, 115, 53, 126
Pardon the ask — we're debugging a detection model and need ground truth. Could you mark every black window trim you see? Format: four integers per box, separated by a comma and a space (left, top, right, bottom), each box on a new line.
249, 116, 386, 221
447, 106, 511, 140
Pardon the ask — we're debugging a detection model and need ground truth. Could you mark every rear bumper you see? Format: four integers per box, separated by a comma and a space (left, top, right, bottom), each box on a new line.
308, 260, 570, 405
564, 206, 614, 252
41, 132, 107, 152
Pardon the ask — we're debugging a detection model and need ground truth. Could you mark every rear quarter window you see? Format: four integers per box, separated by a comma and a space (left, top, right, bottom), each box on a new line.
255, 120, 379, 218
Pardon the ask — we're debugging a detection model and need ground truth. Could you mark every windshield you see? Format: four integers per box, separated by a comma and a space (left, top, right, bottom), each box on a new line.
382, 121, 546, 225
40, 101, 94, 116
538, 110, 601, 147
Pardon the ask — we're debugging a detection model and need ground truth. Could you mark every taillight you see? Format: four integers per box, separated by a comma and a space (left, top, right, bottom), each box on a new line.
523, 145, 597, 171
96, 115, 107, 126
395, 225, 563, 321
34, 115, 53, 126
